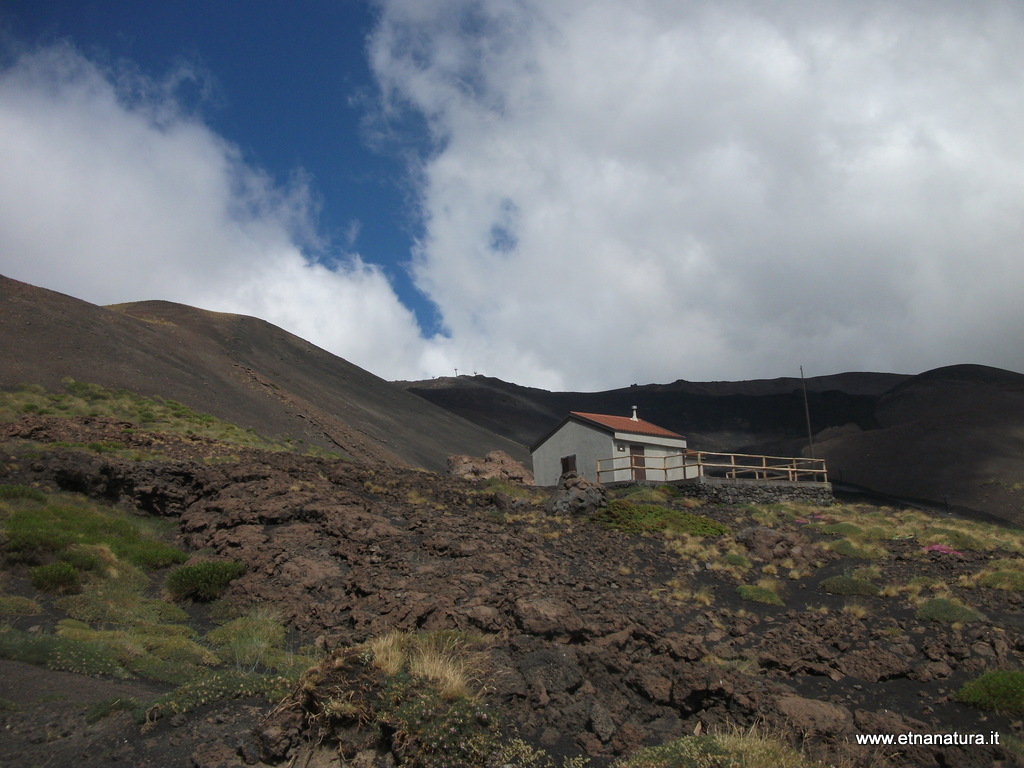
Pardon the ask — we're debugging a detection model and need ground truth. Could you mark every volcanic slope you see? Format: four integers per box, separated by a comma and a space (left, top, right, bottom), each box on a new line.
0, 275, 523, 470
3, 415, 1024, 767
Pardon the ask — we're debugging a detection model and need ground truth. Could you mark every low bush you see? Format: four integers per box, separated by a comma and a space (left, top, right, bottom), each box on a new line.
592, 500, 729, 537
166, 560, 247, 602
957, 670, 1024, 715
819, 575, 880, 596
30, 561, 82, 594
915, 597, 984, 624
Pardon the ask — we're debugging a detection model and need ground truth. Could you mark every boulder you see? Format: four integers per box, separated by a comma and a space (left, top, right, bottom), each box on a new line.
547, 472, 607, 517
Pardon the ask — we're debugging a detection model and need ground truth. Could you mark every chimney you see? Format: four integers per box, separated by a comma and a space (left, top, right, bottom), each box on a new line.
631, 405, 638, 421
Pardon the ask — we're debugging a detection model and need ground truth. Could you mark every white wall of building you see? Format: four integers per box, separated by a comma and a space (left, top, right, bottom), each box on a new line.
531, 420, 614, 486
531, 418, 693, 486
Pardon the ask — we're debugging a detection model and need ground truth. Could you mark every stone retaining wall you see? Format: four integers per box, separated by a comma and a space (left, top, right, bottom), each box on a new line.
672, 475, 833, 506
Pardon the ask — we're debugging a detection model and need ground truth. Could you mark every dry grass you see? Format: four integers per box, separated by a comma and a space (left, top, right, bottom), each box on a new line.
362, 630, 491, 701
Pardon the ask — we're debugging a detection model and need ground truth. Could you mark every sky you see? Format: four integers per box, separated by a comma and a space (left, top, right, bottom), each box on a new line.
2, 1, 1023, 391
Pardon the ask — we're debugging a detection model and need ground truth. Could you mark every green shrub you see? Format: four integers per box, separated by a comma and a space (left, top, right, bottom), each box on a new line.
915, 597, 984, 624
819, 575, 880, 596
30, 561, 82, 594
593, 500, 729, 537
166, 560, 247, 602
736, 585, 783, 606
957, 670, 1024, 714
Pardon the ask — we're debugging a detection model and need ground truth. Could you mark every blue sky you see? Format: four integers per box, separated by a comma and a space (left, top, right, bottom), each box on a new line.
3, 2, 1024, 390
2, 0, 439, 331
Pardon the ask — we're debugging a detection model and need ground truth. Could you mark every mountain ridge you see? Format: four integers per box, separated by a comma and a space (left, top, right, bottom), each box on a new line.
398, 365, 1024, 525
0, 275, 524, 471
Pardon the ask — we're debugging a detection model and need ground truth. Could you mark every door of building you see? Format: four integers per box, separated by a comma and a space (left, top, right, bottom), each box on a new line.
630, 444, 646, 481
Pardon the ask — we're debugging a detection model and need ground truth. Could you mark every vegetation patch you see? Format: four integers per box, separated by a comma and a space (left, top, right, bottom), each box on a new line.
146, 668, 294, 720
827, 538, 887, 560
0, 627, 129, 678
819, 574, 880, 596
915, 597, 984, 624
957, 670, 1024, 715
592, 500, 729, 538
29, 561, 82, 594
58, 579, 188, 625
166, 560, 247, 602
0, 594, 42, 615
979, 570, 1024, 591
611, 728, 810, 768
1, 491, 186, 569
205, 605, 312, 675
736, 584, 784, 606
288, 630, 503, 768
921, 526, 987, 552
1, 379, 292, 452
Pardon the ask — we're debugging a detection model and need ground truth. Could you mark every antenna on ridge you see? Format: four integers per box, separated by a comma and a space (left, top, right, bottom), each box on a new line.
801, 366, 815, 459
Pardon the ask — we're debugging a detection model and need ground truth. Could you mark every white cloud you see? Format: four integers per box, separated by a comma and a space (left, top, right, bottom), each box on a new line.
0, 43, 432, 380
369, 0, 1024, 389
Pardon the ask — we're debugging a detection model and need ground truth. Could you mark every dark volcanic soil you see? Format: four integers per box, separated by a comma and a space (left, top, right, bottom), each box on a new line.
3, 415, 1024, 767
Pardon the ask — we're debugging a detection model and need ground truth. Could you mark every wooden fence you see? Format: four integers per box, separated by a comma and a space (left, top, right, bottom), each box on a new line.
596, 450, 828, 484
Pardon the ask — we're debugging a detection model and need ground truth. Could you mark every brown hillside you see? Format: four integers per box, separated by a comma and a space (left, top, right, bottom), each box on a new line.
0, 275, 524, 470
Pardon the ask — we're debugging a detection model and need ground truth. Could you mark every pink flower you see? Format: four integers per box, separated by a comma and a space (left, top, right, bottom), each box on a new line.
922, 543, 963, 556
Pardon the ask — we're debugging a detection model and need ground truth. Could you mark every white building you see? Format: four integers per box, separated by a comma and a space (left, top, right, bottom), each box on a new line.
530, 408, 696, 486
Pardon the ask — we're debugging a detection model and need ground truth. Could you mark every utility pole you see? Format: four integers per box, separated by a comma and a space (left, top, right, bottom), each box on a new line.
801, 366, 815, 459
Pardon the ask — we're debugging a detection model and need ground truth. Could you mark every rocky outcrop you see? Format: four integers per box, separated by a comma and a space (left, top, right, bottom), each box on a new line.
447, 449, 534, 483
546, 471, 607, 517
4, 414, 1024, 768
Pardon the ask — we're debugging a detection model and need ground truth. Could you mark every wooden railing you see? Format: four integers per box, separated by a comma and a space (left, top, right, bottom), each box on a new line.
596, 451, 828, 484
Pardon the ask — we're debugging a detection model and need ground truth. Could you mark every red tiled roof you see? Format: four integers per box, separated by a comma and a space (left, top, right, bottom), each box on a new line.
570, 411, 684, 440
